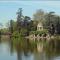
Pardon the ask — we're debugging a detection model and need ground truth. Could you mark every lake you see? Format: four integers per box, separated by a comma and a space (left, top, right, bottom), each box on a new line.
0, 38, 60, 60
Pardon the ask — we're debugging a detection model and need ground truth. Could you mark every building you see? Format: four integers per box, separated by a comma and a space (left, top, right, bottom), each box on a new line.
37, 22, 43, 31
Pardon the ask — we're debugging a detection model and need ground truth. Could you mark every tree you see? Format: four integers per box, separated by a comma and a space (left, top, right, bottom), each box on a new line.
56, 16, 60, 34
17, 8, 23, 22
45, 12, 55, 28
9, 20, 13, 33
33, 9, 45, 22
17, 8, 23, 33
49, 24, 55, 35
33, 9, 46, 29
23, 16, 30, 28
23, 16, 31, 36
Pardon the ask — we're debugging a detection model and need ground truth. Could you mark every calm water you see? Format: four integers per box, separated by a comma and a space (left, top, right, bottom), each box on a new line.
0, 38, 60, 60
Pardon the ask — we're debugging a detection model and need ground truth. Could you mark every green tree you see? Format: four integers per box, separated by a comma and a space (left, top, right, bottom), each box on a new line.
9, 20, 14, 33
17, 8, 24, 33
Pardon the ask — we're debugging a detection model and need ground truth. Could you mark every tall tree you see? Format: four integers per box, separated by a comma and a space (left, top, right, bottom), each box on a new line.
45, 12, 55, 28
56, 16, 60, 34
33, 9, 45, 30
23, 16, 30, 28
17, 8, 23, 33
9, 20, 13, 34
33, 9, 45, 23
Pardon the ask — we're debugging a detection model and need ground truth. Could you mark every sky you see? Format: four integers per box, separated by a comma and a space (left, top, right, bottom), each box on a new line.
0, 1, 60, 27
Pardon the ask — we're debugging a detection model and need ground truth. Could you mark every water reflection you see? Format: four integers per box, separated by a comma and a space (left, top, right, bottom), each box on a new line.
0, 37, 60, 60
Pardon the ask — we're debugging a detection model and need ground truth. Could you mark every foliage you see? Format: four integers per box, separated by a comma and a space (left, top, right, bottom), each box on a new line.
33, 9, 45, 22
33, 9, 60, 34
7, 8, 60, 39
12, 31, 21, 40
30, 29, 48, 35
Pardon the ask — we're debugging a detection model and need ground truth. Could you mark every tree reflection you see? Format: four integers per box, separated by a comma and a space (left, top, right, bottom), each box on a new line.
9, 37, 60, 60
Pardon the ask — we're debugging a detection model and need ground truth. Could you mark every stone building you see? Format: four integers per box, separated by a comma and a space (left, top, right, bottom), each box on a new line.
37, 22, 43, 31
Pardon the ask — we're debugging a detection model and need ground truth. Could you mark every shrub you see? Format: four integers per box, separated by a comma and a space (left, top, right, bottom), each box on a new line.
30, 29, 48, 35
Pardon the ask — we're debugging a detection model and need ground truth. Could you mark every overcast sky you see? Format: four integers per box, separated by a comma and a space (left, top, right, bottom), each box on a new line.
0, 1, 60, 27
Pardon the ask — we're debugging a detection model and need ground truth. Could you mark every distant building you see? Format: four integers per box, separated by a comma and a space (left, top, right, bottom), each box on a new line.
37, 22, 43, 31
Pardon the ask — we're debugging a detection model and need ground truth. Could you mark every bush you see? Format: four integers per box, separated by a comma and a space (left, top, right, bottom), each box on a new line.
30, 29, 48, 35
